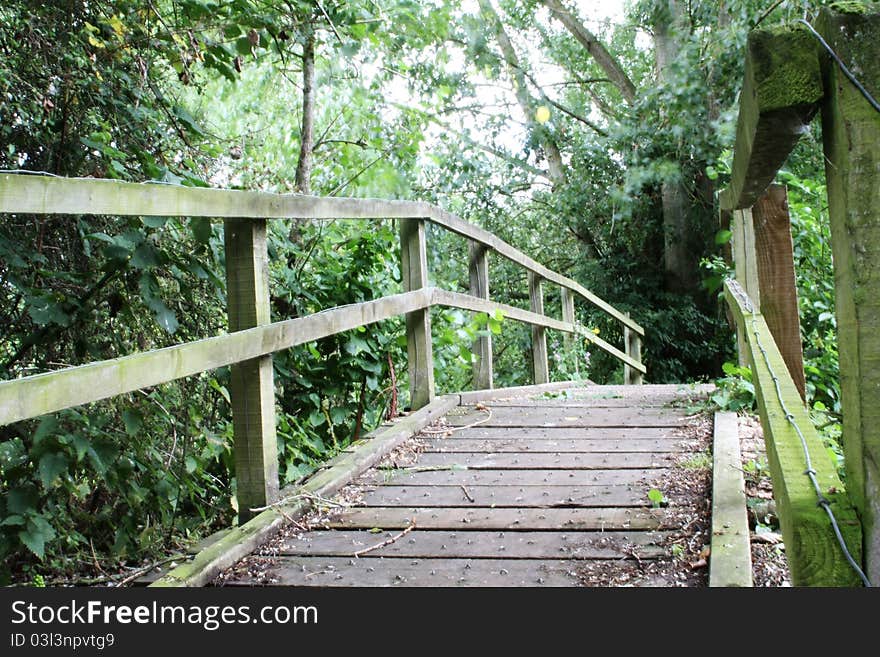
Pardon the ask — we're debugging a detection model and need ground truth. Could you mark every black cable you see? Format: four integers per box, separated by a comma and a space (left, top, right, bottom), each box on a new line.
797, 18, 880, 114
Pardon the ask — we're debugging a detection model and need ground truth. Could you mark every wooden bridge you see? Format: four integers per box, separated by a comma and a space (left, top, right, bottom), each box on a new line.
0, 6, 877, 587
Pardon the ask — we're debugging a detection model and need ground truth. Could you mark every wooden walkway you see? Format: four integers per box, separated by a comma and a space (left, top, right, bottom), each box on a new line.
215, 384, 714, 587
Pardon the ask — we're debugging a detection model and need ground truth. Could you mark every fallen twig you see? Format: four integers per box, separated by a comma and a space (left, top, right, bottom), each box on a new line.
420, 407, 493, 435
460, 485, 475, 503
353, 523, 416, 558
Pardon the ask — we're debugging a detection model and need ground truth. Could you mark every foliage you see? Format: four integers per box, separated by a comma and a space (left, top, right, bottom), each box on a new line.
710, 362, 756, 412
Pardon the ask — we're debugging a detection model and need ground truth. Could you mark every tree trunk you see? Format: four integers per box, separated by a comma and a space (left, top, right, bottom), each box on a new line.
654, 0, 696, 292
294, 25, 316, 195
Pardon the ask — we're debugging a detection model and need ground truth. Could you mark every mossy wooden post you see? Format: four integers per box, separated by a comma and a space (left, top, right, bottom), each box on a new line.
224, 218, 278, 523
623, 315, 643, 385
528, 272, 549, 384
468, 241, 493, 390
400, 219, 435, 409
818, 3, 880, 584
752, 184, 806, 400
560, 287, 576, 375
731, 208, 760, 368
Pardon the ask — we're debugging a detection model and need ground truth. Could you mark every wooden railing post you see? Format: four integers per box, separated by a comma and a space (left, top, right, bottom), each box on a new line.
468, 241, 493, 390
400, 218, 435, 409
224, 218, 278, 523
560, 287, 577, 376
818, 5, 880, 584
528, 272, 549, 384
752, 184, 806, 400
624, 315, 643, 385
731, 207, 760, 368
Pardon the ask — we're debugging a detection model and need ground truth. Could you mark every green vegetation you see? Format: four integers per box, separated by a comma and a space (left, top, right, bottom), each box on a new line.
0, 0, 851, 583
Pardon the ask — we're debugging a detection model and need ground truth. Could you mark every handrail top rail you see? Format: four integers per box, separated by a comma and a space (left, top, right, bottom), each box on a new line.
0, 173, 643, 336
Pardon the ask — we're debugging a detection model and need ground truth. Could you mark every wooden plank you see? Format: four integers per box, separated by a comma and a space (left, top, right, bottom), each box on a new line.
328, 506, 673, 531
425, 438, 687, 453
0, 288, 433, 426
725, 278, 862, 586
752, 184, 806, 400
278, 530, 670, 560
529, 272, 549, 384
367, 467, 669, 487
435, 426, 680, 440
433, 290, 646, 373
224, 218, 278, 521
457, 380, 590, 404
719, 26, 823, 210
223, 556, 582, 587
400, 219, 434, 410
412, 451, 677, 470
710, 412, 752, 587
150, 395, 458, 586
0, 174, 644, 336
359, 484, 651, 507
468, 241, 493, 390
444, 406, 687, 427
818, 4, 880, 585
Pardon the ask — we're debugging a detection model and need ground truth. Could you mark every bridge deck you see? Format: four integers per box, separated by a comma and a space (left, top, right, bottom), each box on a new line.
214, 384, 714, 587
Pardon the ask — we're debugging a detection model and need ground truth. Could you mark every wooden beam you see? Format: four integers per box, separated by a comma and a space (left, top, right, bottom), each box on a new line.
725, 279, 862, 586
624, 318, 643, 386
468, 241, 493, 390
731, 208, 760, 367
710, 412, 753, 587
528, 272, 549, 384
719, 26, 823, 211
400, 219, 434, 410
752, 185, 806, 400
0, 174, 644, 336
224, 219, 278, 521
0, 289, 434, 426
818, 3, 880, 584
560, 287, 577, 375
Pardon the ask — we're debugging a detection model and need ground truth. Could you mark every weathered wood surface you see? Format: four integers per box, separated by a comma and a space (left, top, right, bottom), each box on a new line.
719, 25, 823, 210
400, 218, 435, 409
725, 279, 862, 586
751, 184, 806, 400
624, 322, 643, 385
425, 438, 687, 453
0, 173, 643, 335
433, 426, 678, 439
278, 530, 670, 559
219, 385, 709, 587
529, 272, 550, 384
360, 484, 649, 508
224, 556, 584, 587
468, 241, 493, 390
326, 506, 673, 531
367, 467, 667, 487
710, 412, 752, 587
818, 4, 880, 585
732, 208, 760, 367
444, 405, 686, 427
411, 452, 677, 470
224, 217, 278, 520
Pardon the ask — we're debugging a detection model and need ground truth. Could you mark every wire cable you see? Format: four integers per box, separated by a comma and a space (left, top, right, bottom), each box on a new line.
728, 279, 872, 587
797, 18, 880, 115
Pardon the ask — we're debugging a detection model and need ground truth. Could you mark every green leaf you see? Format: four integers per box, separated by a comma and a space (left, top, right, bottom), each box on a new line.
185, 455, 198, 474
344, 335, 370, 355
38, 452, 69, 488
0, 438, 28, 470
122, 409, 143, 436
330, 407, 348, 424
33, 417, 58, 446
19, 516, 55, 560
142, 216, 168, 228
308, 410, 325, 427
172, 105, 206, 137
647, 488, 665, 507
6, 487, 39, 514
190, 217, 212, 245
131, 243, 161, 269
0, 515, 25, 527
715, 229, 732, 245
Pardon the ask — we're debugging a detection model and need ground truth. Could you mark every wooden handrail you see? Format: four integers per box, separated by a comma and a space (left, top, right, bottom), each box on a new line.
0, 171, 645, 519
0, 174, 643, 335
724, 279, 861, 585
